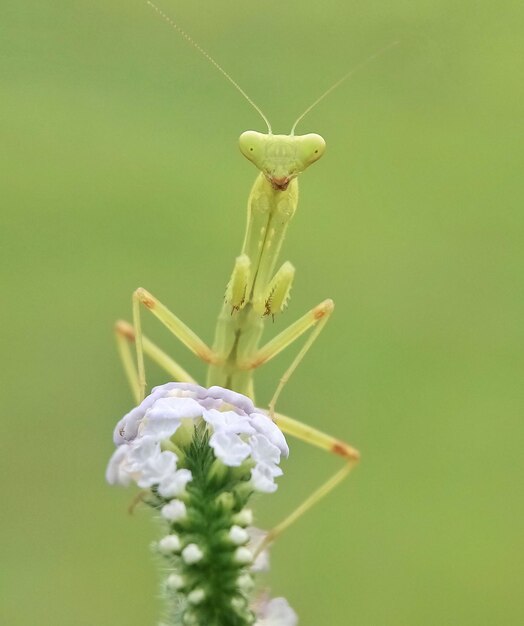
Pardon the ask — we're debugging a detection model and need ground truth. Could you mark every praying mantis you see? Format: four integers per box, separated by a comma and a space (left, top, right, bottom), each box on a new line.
114, 2, 394, 550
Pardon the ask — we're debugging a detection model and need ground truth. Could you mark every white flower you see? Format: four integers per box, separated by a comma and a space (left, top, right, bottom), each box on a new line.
203, 408, 256, 436
254, 597, 298, 626
233, 508, 254, 527
209, 431, 252, 466
250, 462, 282, 494
237, 573, 254, 592
107, 437, 180, 490
165, 573, 185, 590
231, 597, 247, 613
249, 434, 281, 465
158, 468, 193, 498
246, 527, 270, 573
234, 547, 253, 565
161, 499, 187, 522
247, 419, 287, 492
158, 534, 181, 554
113, 384, 175, 444
108, 383, 289, 494
250, 413, 289, 457
107, 386, 296, 621
125, 437, 162, 471
135, 447, 178, 489
182, 543, 204, 564
141, 396, 203, 440
187, 588, 205, 605
106, 445, 132, 486
228, 525, 249, 545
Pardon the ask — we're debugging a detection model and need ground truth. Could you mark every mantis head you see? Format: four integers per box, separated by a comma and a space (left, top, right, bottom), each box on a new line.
239, 131, 326, 191
146, 2, 396, 192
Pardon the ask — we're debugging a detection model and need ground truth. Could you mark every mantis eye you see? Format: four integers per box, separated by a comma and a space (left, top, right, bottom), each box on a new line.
239, 130, 264, 162
296, 133, 326, 168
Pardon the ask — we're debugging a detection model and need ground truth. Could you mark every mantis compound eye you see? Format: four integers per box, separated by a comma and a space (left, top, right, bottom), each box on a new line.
239, 130, 265, 163
297, 133, 326, 166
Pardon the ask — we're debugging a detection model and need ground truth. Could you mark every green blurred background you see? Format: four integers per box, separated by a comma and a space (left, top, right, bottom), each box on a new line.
2, 1, 523, 624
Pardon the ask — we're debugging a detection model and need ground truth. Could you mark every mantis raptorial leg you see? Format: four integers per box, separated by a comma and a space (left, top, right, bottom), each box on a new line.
115, 1, 395, 543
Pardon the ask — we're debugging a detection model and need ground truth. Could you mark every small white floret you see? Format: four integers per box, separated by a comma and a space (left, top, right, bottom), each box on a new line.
113, 387, 166, 444
203, 408, 256, 436
105, 445, 132, 486
249, 433, 281, 465
233, 509, 253, 526
187, 588, 205, 605
209, 431, 251, 467
182, 543, 204, 565
228, 525, 249, 545
234, 547, 253, 565
250, 413, 289, 457
158, 534, 181, 554
161, 499, 187, 522
166, 573, 185, 591
250, 463, 280, 494
231, 596, 246, 612
236, 573, 254, 592
126, 437, 160, 473
137, 448, 178, 488
141, 396, 203, 440
158, 468, 193, 498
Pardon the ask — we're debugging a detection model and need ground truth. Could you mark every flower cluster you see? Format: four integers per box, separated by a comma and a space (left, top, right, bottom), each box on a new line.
107, 382, 288, 496
107, 383, 296, 626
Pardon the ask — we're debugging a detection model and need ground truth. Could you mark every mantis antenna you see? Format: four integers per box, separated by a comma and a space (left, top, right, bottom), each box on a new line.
290, 40, 400, 135
146, 1, 273, 134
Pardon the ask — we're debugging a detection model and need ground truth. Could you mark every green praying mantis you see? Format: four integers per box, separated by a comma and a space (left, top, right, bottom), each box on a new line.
115, 2, 394, 550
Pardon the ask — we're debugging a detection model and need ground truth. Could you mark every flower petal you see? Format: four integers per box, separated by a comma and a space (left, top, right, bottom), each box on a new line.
203, 408, 256, 436
206, 386, 255, 414
250, 463, 279, 493
209, 431, 251, 467
137, 449, 178, 488
141, 396, 203, 440
106, 445, 132, 485
161, 499, 187, 522
255, 597, 298, 626
249, 434, 281, 466
250, 413, 289, 457
158, 468, 193, 498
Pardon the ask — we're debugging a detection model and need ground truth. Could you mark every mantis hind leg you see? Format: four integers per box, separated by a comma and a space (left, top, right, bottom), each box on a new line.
114, 319, 198, 403
255, 411, 360, 555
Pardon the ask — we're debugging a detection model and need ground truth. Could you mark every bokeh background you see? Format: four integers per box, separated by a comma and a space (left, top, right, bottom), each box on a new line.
2, 1, 523, 624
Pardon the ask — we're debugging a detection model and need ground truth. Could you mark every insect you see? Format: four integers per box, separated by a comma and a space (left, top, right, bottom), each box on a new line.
115, 2, 393, 550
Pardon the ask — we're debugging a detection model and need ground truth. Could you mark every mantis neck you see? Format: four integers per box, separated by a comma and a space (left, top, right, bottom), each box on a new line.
206, 172, 299, 399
